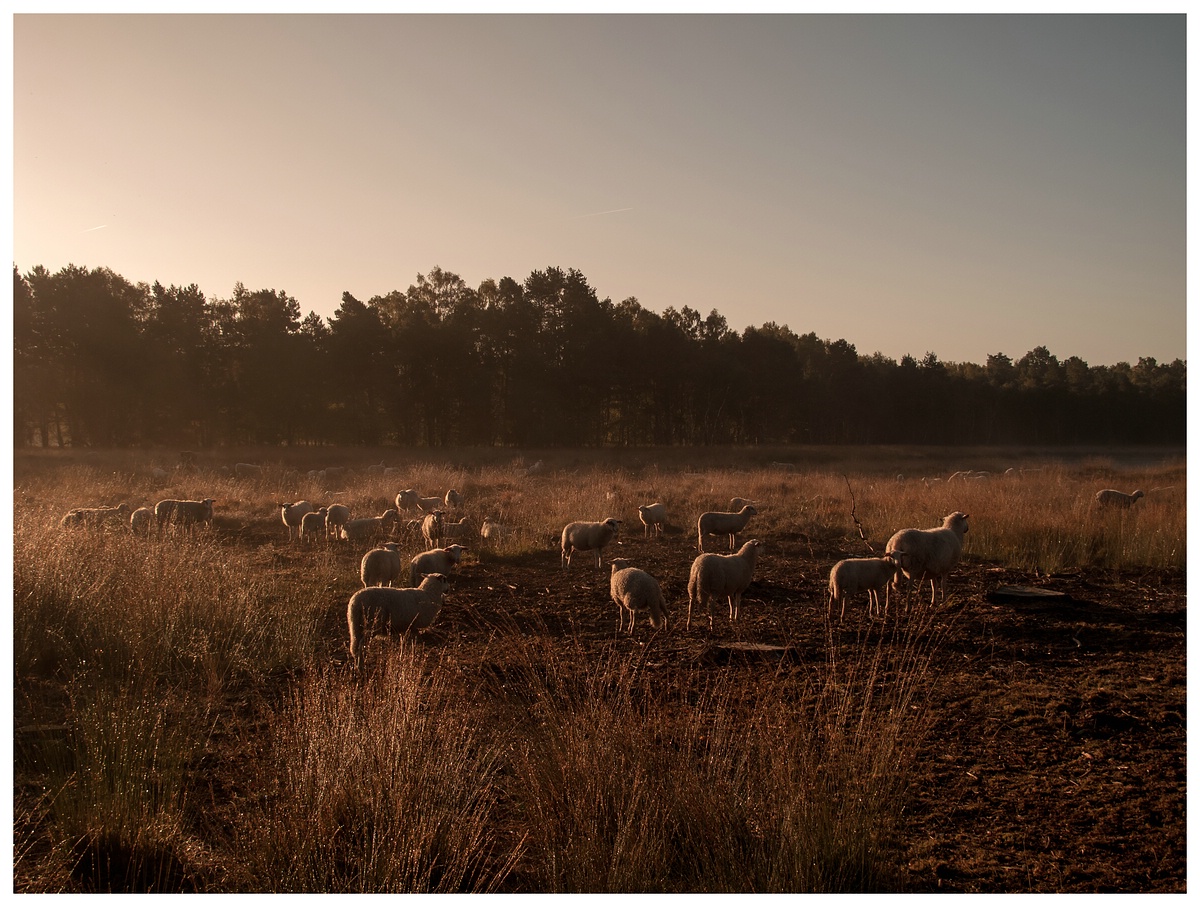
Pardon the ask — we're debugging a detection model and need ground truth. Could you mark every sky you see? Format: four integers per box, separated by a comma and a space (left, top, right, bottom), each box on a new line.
10, 11, 1189, 367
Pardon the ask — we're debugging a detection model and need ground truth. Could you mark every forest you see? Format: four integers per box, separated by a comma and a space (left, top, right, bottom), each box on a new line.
12, 263, 1186, 449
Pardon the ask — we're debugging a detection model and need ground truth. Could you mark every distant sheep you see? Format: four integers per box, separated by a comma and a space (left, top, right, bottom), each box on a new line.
1095, 489, 1145, 509
728, 497, 759, 512
155, 498, 215, 530
421, 509, 445, 547
235, 462, 264, 479
827, 555, 901, 620
277, 501, 314, 542
395, 489, 444, 513
885, 511, 970, 605
687, 539, 763, 630
561, 518, 622, 569
480, 517, 509, 543
697, 504, 758, 552
439, 516, 472, 542
340, 509, 400, 542
60, 503, 132, 529
637, 502, 669, 538
347, 573, 451, 670
129, 506, 154, 536
409, 544, 467, 586
360, 543, 404, 587
609, 559, 667, 633
300, 507, 329, 543
444, 489, 463, 509
325, 503, 351, 540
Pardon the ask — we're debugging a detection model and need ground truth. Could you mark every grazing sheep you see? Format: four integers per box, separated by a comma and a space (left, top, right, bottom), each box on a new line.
827, 556, 901, 620
394, 489, 421, 512
439, 516, 472, 541
560, 518, 622, 569
1095, 489, 1145, 509
347, 573, 451, 670
697, 504, 758, 552
609, 559, 667, 633
637, 502, 669, 539
60, 503, 132, 529
480, 517, 508, 543
365, 462, 386, 477
155, 498, 215, 530
340, 509, 400, 542
361, 543, 404, 587
409, 544, 467, 586
885, 511, 970, 606
277, 501, 314, 541
235, 462, 264, 479
421, 509, 445, 547
687, 539, 764, 630
445, 489, 463, 509
325, 503, 351, 540
129, 506, 154, 536
300, 507, 329, 543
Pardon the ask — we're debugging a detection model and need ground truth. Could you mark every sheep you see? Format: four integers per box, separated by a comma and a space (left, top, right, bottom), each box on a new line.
155, 498, 215, 530
609, 559, 667, 633
300, 507, 329, 543
439, 516, 472, 541
277, 501, 314, 541
129, 506, 154, 536
365, 462, 386, 477
560, 518, 622, 569
325, 503, 351, 540
687, 539, 763, 630
347, 573, 451, 670
340, 509, 400, 542
59, 503, 132, 529
1095, 489, 1145, 509
885, 511, 970, 606
444, 489, 463, 509
637, 502, 669, 539
361, 543, 404, 588
827, 555, 902, 621
235, 462, 264, 479
421, 509, 445, 547
728, 497, 759, 512
409, 544, 467, 586
697, 504, 758, 552
395, 489, 443, 513
480, 517, 509, 543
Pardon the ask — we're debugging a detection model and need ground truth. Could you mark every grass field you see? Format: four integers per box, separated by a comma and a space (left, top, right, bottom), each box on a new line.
10, 445, 1187, 892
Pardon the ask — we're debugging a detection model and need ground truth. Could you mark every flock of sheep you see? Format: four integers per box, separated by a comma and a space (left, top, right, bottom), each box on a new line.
57, 476, 1149, 670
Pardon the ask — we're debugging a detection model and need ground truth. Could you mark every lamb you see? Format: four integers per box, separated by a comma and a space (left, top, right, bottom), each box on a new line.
687, 539, 763, 630
696, 504, 758, 552
347, 573, 451, 670
360, 543, 404, 587
277, 501, 314, 541
129, 506, 154, 536
421, 509, 445, 547
155, 498, 215, 529
885, 511, 970, 606
637, 502, 669, 539
1095, 489, 1145, 509
324, 503, 351, 540
609, 559, 667, 633
409, 544, 467, 586
560, 518, 622, 569
339, 509, 399, 542
300, 507, 329, 543
60, 503, 132, 529
827, 556, 902, 621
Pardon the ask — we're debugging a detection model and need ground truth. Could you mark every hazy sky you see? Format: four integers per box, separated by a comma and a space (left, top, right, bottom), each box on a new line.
12, 13, 1187, 366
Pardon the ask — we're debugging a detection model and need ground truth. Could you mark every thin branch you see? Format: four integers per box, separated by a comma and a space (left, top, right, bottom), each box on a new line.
844, 473, 876, 554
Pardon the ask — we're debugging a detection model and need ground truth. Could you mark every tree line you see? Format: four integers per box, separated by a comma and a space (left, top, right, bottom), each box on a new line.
12, 263, 1186, 449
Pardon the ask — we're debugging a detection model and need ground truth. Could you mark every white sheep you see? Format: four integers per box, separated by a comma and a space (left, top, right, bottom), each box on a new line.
445, 489, 463, 509
480, 517, 509, 543
347, 573, 450, 670
325, 503, 351, 540
409, 544, 467, 586
560, 518, 622, 569
277, 501, 313, 542
637, 502, 669, 539
129, 506, 154, 536
395, 489, 420, 511
59, 503, 132, 529
155, 498, 215, 530
421, 509, 445, 547
728, 496, 759, 511
300, 507, 329, 543
697, 504, 758, 552
1095, 489, 1145, 509
885, 511, 970, 606
360, 542, 404, 587
439, 516, 472, 541
339, 509, 399, 542
687, 539, 763, 630
827, 555, 901, 620
609, 559, 667, 633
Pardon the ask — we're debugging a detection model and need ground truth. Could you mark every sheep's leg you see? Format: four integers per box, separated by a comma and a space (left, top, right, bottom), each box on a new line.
628, 609, 636, 633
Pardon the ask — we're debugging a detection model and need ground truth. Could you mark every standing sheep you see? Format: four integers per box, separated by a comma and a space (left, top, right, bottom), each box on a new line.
444, 489, 463, 509
155, 498, 215, 530
885, 511, 970, 606
687, 539, 763, 630
697, 504, 758, 552
60, 503, 132, 529
361, 543, 404, 587
300, 507, 329, 544
325, 503, 351, 540
1095, 489, 1145, 509
827, 556, 901, 620
347, 573, 451, 670
637, 502, 669, 539
277, 501, 313, 542
609, 559, 667, 633
409, 544, 467, 586
129, 506, 154, 536
421, 509, 445, 547
560, 518, 622, 569
340, 509, 400, 542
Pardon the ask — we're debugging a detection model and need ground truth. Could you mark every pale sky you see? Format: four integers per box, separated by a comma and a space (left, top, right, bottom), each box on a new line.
11, 11, 1188, 367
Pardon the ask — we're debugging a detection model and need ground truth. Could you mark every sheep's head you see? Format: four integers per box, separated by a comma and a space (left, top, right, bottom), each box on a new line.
445, 544, 466, 562
610, 558, 631, 573
603, 518, 622, 534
